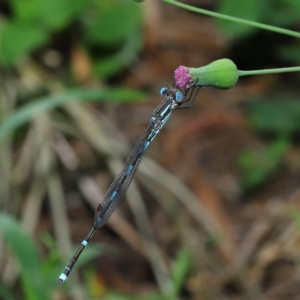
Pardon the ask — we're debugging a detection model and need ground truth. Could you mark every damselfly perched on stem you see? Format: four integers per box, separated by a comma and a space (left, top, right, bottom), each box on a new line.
57, 85, 200, 285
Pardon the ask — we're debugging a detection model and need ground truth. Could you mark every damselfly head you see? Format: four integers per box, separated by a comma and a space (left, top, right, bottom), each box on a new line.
160, 87, 183, 103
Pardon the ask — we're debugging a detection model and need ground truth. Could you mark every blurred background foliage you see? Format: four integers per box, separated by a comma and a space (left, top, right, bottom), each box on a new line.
1, 0, 300, 299
1, 0, 143, 78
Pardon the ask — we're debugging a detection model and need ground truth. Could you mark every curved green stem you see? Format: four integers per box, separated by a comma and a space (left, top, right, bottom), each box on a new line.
162, 0, 300, 39
239, 66, 300, 76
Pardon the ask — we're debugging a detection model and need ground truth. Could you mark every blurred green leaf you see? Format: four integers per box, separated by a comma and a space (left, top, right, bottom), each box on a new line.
93, 32, 142, 79
249, 98, 300, 133
266, 0, 300, 26
34, 0, 89, 30
238, 138, 290, 189
0, 21, 48, 65
94, 55, 125, 79
217, 0, 265, 37
283, 0, 300, 10
9, 0, 90, 30
0, 286, 14, 300
266, 7, 299, 27
170, 247, 191, 297
0, 213, 49, 300
85, 1, 142, 46
278, 46, 300, 64
0, 88, 145, 142
84, 0, 143, 78
8, 0, 41, 23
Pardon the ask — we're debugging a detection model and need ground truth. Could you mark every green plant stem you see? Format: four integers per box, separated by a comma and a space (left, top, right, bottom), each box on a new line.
162, 0, 300, 39
238, 66, 300, 76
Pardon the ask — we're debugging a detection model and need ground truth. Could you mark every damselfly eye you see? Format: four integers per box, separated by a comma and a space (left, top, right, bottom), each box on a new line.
160, 87, 168, 96
175, 91, 183, 102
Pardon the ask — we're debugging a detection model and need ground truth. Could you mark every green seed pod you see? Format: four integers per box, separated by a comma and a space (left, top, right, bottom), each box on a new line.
188, 58, 239, 89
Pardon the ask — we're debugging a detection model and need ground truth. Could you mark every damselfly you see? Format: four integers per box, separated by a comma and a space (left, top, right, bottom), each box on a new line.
57, 86, 199, 285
